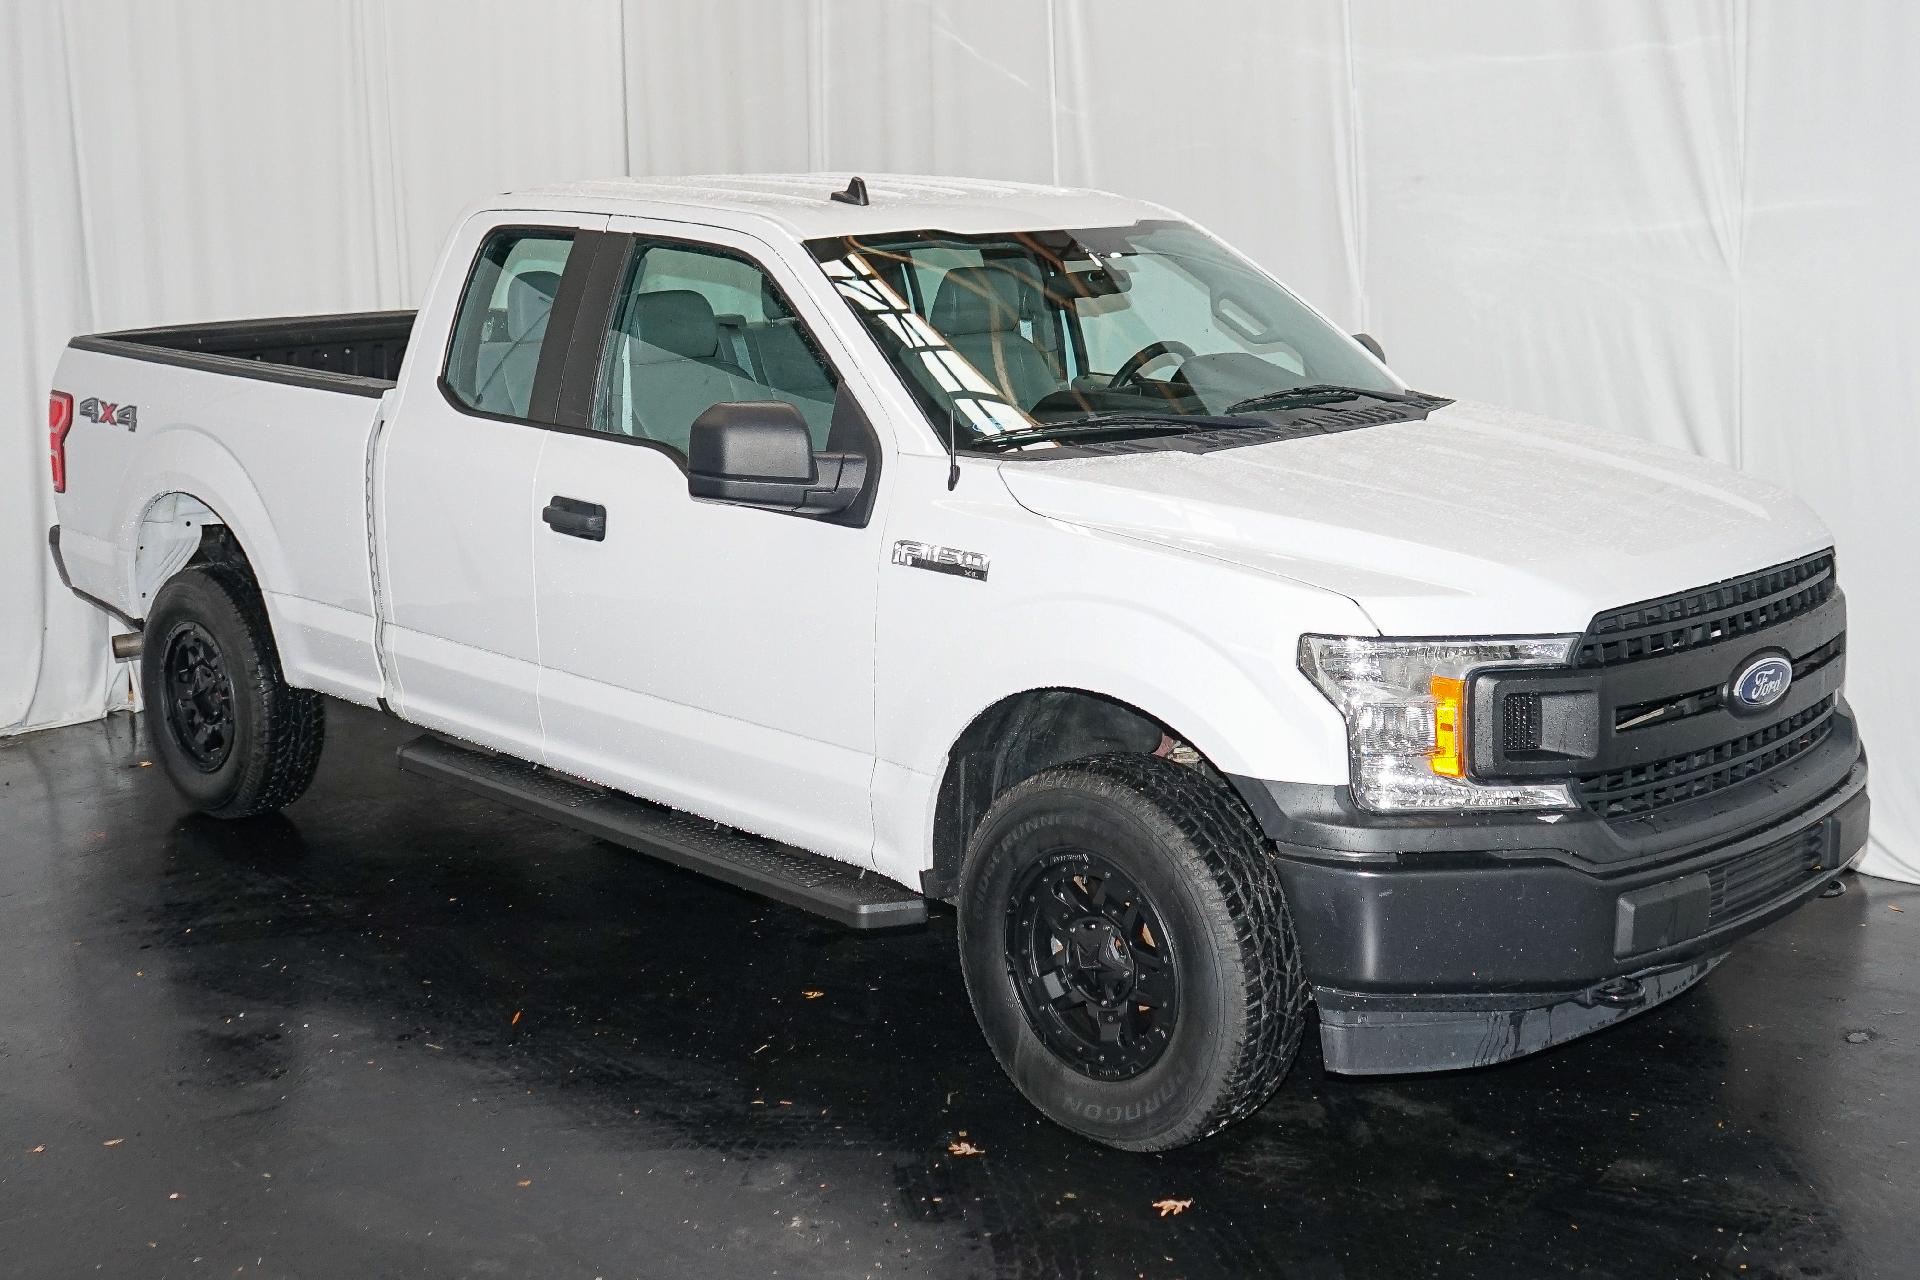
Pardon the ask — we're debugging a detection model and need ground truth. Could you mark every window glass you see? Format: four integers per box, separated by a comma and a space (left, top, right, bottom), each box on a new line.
592, 240, 841, 455
444, 229, 575, 420
636, 246, 766, 322
807, 221, 1397, 445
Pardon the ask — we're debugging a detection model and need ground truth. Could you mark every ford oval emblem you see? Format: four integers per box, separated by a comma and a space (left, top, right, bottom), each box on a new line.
1731, 653, 1793, 712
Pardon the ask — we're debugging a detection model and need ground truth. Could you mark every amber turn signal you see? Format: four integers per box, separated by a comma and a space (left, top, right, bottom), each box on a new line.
1429, 675, 1466, 777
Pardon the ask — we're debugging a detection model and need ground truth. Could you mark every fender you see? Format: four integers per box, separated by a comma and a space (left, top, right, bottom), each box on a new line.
108, 419, 385, 705
870, 575, 1373, 885
892, 597, 1353, 785
113, 430, 288, 619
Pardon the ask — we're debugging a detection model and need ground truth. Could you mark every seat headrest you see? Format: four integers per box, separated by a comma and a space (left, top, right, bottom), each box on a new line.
931, 263, 1036, 337
504, 270, 561, 341
621, 289, 721, 362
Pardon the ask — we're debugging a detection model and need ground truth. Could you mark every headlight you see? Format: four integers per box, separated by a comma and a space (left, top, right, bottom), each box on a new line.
1299, 634, 1580, 813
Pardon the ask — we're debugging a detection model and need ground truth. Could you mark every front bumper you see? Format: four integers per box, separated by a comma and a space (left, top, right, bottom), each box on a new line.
1229, 713, 1869, 1074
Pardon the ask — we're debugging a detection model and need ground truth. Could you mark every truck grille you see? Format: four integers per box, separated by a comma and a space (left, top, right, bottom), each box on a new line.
1707, 825, 1828, 924
1574, 696, 1837, 818
1577, 550, 1836, 668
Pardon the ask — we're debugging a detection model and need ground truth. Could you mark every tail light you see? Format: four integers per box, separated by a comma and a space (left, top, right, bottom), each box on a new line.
49, 391, 74, 493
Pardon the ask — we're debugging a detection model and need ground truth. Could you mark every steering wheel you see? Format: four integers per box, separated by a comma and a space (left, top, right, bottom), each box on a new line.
1108, 339, 1197, 390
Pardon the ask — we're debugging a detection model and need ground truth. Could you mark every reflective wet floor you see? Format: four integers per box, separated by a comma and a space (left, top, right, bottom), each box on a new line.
2, 704, 1913, 1279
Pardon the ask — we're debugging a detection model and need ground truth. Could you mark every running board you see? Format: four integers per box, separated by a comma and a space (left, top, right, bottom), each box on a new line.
396, 736, 926, 930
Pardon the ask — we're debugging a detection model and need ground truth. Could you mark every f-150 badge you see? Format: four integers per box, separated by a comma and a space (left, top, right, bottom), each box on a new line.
891, 540, 989, 582
79, 397, 137, 431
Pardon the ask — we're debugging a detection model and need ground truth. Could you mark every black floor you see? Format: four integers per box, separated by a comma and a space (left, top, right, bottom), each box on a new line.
1, 703, 1913, 1280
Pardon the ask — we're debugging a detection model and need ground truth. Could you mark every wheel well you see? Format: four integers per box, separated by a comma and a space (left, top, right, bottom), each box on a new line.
924, 689, 1213, 901
133, 492, 258, 617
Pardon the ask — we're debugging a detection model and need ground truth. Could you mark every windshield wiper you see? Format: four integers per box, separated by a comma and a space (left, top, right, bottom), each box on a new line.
969, 413, 1251, 452
1223, 384, 1413, 415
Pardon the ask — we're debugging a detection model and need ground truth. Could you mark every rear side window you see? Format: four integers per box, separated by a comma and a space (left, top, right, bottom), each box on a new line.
443, 229, 575, 420
591, 240, 841, 456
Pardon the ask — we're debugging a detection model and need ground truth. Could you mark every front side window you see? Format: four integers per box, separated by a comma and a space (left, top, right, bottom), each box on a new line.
443, 229, 575, 420
808, 221, 1402, 448
591, 240, 841, 456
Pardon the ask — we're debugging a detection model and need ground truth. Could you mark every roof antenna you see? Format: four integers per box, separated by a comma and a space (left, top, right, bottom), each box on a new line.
945, 402, 961, 491
830, 175, 870, 207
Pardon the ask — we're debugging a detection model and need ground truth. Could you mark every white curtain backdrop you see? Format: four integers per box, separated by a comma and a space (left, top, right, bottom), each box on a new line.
2, 0, 1912, 882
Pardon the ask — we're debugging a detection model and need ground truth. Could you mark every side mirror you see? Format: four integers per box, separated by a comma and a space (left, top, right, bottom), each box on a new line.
1353, 332, 1387, 363
687, 401, 867, 517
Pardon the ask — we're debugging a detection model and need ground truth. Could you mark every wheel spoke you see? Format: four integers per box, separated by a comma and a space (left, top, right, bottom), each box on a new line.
1131, 964, 1175, 1010
1039, 893, 1079, 938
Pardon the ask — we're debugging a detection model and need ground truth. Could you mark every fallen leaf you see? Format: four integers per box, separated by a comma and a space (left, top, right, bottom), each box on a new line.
103, 1138, 125, 1147
28, 1145, 45, 1155
510, 1010, 522, 1025
1891, 905, 1905, 914
802, 990, 825, 1000
167, 1192, 182, 1201
517, 1179, 532, 1188
138, 760, 152, 768
948, 1140, 986, 1157
1152, 1197, 1193, 1217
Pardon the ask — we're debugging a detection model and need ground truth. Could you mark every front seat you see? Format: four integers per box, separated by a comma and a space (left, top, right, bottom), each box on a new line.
605, 288, 755, 452
929, 263, 1061, 412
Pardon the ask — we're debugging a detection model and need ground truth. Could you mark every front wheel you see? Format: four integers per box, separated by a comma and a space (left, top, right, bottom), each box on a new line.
957, 754, 1308, 1151
141, 564, 325, 818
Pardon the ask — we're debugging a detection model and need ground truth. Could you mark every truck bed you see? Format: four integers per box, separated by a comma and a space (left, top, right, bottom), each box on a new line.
53, 312, 412, 709
69, 310, 416, 397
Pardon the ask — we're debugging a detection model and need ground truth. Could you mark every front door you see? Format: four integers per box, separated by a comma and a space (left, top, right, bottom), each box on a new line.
530, 222, 890, 866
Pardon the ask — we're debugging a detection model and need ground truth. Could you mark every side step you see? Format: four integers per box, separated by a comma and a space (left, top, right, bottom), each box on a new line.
396, 736, 926, 930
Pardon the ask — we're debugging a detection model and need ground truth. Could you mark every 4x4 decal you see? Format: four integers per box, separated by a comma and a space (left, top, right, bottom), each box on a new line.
79, 397, 137, 430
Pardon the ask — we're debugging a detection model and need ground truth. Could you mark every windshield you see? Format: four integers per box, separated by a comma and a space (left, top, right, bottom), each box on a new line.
807, 220, 1400, 446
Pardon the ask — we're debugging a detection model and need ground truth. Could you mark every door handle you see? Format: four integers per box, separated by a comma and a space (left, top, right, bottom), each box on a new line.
542, 496, 606, 542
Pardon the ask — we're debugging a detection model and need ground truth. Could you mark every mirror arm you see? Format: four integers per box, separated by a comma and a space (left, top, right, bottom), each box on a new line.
796, 453, 867, 515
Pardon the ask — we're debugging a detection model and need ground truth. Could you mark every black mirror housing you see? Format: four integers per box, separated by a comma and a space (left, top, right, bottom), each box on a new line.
1353, 332, 1386, 363
687, 401, 867, 517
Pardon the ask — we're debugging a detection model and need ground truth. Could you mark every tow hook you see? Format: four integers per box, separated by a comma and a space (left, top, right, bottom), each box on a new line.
1577, 975, 1646, 1009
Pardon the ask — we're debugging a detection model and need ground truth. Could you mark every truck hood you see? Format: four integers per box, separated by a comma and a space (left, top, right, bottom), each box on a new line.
995, 399, 1833, 635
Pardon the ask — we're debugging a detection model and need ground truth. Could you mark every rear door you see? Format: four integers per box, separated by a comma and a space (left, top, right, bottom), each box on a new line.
529, 219, 890, 866
376, 212, 610, 754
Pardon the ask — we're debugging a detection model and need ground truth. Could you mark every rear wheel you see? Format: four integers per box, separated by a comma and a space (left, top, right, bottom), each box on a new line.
957, 753, 1308, 1151
142, 564, 325, 818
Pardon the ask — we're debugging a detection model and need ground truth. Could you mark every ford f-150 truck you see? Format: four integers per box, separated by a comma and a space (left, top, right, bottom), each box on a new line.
47, 174, 1869, 1150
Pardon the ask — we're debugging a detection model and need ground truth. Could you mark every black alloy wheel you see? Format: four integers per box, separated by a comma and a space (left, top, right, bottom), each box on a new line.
161, 621, 236, 772
1007, 852, 1179, 1081
141, 563, 326, 818
957, 753, 1309, 1150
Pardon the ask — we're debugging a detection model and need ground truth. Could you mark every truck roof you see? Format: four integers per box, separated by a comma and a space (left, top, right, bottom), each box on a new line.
501, 172, 1172, 240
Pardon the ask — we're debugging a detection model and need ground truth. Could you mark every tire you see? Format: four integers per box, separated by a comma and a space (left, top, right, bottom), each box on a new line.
141, 563, 325, 819
957, 753, 1307, 1151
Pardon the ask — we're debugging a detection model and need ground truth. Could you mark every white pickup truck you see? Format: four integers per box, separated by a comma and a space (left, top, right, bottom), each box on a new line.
48, 174, 1868, 1150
